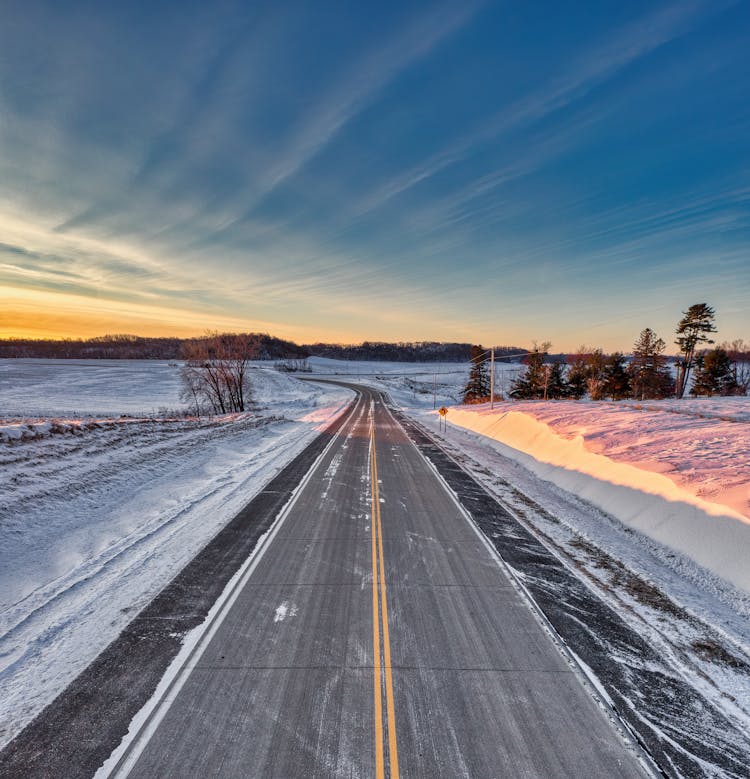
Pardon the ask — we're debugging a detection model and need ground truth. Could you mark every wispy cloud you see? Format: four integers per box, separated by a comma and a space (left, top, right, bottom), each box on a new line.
45, 2, 482, 255
352, 0, 734, 218
201, 1, 484, 241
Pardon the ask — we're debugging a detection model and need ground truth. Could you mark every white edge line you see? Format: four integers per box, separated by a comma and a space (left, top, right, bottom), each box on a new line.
380, 398, 661, 779
97, 391, 362, 778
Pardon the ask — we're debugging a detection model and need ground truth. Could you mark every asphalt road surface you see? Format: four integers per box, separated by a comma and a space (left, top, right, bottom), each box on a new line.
107, 384, 649, 778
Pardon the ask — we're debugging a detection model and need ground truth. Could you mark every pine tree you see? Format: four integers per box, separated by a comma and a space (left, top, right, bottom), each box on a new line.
510, 343, 550, 399
692, 348, 738, 396
462, 345, 491, 403
675, 303, 717, 398
628, 328, 674, 400
602, 352, 631, 400
545, 360, 568, 399
565, 349, 590, 400
585, 349, 608, 400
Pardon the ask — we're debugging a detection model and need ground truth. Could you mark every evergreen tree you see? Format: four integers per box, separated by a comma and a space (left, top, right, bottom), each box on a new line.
565, 349, 590, 399
510, 343, 549, 399
462, 345, 491, 402
692, 348, 738, 396
602, 352, 631, 400
585, 349, 608, 400
545, 360, 568, 399
628, 328, 674, 400
675, 303, 717, 398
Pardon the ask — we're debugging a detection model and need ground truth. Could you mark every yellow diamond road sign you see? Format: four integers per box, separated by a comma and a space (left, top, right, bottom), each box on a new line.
438, 406, 448, 417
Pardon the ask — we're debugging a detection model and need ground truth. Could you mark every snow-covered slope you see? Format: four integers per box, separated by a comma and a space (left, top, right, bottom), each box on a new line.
428, 400, 750, 594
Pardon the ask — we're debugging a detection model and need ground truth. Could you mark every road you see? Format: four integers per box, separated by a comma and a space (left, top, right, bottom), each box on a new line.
107, 384, 648, 778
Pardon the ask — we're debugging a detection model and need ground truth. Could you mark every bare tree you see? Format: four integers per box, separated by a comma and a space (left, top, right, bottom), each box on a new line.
720, 339, 750, 395
180, 332, 259, 415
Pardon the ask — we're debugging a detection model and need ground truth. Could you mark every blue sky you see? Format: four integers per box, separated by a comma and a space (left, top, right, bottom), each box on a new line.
0, 0, 748, 350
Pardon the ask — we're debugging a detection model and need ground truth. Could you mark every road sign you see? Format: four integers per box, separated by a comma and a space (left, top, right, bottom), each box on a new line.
438, 406, 448, 417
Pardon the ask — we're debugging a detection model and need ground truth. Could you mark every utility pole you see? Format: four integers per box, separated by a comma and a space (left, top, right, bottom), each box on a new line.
490, 348, 495, 410
433, 371, 437, 410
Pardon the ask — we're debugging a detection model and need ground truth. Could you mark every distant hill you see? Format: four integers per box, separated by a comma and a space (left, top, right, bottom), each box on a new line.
0, 335, 528, 363
304, 341, 527, 362
0, 333, 309, 360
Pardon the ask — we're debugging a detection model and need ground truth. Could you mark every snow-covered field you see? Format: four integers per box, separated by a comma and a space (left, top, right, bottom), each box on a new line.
0, 360, 352, 746
0, 359, 185, 418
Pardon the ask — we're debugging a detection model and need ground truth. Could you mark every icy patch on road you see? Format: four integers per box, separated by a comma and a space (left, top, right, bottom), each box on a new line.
320, 451, 344, 500
273, 602, 298, 623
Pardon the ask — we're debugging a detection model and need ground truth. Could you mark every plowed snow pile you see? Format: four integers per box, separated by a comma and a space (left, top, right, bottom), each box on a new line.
439, 398, 750, 593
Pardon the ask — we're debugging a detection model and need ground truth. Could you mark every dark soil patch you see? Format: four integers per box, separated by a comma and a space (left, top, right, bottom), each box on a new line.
692, 640, 750, 672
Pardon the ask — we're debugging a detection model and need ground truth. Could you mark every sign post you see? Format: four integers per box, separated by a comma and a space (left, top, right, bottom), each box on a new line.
438, 406, 448, 432
490, 348, 495, 410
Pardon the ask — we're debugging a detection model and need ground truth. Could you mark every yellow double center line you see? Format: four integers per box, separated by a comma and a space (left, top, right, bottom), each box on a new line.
370, 410, 400, 779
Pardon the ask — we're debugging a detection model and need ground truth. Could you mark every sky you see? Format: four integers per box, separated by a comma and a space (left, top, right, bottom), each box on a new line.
0, 0, 748, 352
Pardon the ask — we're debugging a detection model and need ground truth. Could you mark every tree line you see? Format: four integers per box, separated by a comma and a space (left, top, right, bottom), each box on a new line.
463, 304, 749, 403
303, 341, 526, 363
0, 335, 527, 364
0, 332, 309, 360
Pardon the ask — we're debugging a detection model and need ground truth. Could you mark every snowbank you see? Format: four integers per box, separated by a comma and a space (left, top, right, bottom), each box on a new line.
442, 403, 750, 595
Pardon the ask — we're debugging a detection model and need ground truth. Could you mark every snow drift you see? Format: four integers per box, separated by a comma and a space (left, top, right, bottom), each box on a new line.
443, 404, 750, 595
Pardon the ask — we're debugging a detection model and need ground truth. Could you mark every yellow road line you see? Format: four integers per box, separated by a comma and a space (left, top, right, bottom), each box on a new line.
371, 425, 385, 779
370, 412, 400, 779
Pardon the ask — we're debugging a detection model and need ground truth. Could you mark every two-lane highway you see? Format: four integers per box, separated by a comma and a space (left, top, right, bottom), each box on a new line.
106, 384, 648, 778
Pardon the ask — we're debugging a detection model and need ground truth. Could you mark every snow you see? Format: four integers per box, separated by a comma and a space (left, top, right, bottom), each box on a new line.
0, 361, 352, 747
273, 602, 298, 623
412, 400, 750, 595
0, 359, 185, 417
